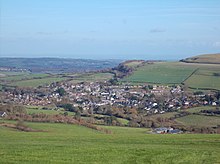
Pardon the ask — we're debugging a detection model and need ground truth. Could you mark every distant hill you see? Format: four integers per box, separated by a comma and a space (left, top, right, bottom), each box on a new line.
0, 58, 122, 73
180, 53, 220, 64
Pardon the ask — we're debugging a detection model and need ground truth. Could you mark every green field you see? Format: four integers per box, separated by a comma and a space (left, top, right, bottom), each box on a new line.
9, 77, 66, 87
183, 53, 220, 64
149, 112, 179, 119
0, 72, 113, 88
124, 61, 144, 68
0, 121, 220, 163
176, 115, 220, 128
69, 72, 114, 84
185, 67, 220, 90
121, 61, 220, 90
187, 106, 216, 114
0, 71, 28, 76
0, 72, 67, 88
0, 73, 50, 82
25, 106, 74, 115
122, 62, 196, 84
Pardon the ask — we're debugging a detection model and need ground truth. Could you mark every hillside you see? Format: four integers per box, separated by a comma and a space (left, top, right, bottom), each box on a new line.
0, 121, 220, 163
120, 60, 220, 90
180, 53, 220, 64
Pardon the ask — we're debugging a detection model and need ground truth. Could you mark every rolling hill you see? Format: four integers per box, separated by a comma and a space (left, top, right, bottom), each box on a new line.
180, 53, 220, 64
120, 53, 220, 90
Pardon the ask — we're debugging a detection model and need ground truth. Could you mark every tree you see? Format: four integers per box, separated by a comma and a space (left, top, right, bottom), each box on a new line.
109, 78, 118, 85
58, 104, 75, 112
55, 88, 66, 96
148, 85, 153, 90
74, 110, 81, 120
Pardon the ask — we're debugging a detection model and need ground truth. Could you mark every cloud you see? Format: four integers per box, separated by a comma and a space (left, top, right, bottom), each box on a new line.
150, 28, 166, 33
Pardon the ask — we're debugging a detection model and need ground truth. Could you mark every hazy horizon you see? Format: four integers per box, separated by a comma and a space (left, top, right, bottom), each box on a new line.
0, 54, 182, 61
1, 0, 220, 60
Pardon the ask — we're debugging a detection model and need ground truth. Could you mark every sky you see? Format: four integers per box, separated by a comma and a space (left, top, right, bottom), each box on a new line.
0, 0, 220, 60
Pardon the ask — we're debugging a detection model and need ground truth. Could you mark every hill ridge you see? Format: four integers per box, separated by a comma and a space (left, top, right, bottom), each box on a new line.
180, 53, 220, 64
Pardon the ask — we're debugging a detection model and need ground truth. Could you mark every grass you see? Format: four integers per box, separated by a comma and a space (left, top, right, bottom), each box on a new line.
9, 77, 66, 87
185, 68, 220, 90
183, 53, 220, 64
117, 117, 129, 125
0, 73, 50, 82
0, 71, 28, 76
187, 106, 217, 114
124, 61, 144, 68
25, 106, 60, 115
69, 72, 114, 83
122, 62, 196, 84
149, 112, 179, 119
121, 61, 220, 90
0, 71, 112, 88
0, 121, 220, 163
0, 72, 67, 88
25, 106, 74, 116
176, 115, 220, 127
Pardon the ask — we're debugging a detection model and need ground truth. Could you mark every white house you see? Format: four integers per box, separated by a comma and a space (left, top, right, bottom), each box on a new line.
0, 112, 7, 117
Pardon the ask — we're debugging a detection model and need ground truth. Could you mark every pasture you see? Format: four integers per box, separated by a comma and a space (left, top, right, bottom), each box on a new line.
9, 77, 66, 87
176, 115, 220, 128
0, 72, 67, 88
124, 61, 144, 68
121, 62, 196, 84
182, 53, 220, 64
186, 106, 216, 113
0, 121, 220, 163
185, 67, 220, 90
0, 73, 50, 82
25, 106, 73, 115
69, 72, 114, 84
121, 61, 220, 90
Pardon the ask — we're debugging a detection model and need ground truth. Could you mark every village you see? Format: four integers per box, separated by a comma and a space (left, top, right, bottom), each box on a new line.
2, 80, 219, 116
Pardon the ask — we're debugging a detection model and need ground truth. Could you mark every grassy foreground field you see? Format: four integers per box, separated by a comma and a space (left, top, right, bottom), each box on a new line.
0, 121, 220, 163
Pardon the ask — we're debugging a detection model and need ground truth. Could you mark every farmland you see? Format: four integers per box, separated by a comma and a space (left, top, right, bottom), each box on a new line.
25, 106, 73, 115
176, 115, 220, 128
121, 62, 196, 84
181, 53, 220, 64
9, 77, 67, 87
121, 61, 220, 90
185, 66, 220, 90
68, 72, 114, 84
0, 71, 114, 88
0, 72, 66, 88
0, 121, 220, 163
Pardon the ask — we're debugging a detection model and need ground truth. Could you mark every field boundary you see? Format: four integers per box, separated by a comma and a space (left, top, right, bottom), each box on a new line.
188, 86, 220, 91
182, 68, 199, 84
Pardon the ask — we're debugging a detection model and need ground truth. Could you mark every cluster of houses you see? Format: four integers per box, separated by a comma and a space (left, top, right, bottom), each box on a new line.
153, 127, 183, 134
0, 67, 28, 72
2, 81, 219, 114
